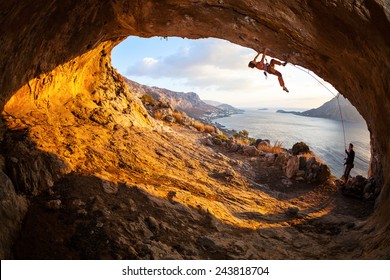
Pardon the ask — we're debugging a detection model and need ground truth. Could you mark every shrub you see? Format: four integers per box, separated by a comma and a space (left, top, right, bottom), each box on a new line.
192, 121, 205, 132
172, 111, 184, 123
233, 129, 251, 145
292, 141, 311, 155
153, 110, 164, 120
204, 125, 216, 134
233, 129, 250, 142
217, 134, 230, 142
257, 140, 284, 154
141, 94, 156, 106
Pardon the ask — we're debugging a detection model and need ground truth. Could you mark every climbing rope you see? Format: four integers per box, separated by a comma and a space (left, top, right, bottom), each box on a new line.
291, 64, 347, 150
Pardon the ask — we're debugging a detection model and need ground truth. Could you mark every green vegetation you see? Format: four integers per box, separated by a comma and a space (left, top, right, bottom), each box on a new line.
141, 94, 157, 106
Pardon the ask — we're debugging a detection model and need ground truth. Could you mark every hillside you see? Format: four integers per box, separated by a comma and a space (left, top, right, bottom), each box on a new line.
123, 78, 243, 121
278, 95, 365, 122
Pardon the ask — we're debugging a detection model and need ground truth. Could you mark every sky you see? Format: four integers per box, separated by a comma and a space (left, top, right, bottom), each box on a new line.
111, 36, 338, 109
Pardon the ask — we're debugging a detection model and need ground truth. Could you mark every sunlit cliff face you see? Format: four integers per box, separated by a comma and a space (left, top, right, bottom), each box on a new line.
0, 0, 389, 256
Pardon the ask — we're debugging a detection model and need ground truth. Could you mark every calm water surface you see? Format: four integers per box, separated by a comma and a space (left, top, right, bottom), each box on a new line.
214, 108, 371, 178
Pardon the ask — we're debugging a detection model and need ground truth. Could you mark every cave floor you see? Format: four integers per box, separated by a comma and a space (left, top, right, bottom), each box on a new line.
12, 123, 375, 259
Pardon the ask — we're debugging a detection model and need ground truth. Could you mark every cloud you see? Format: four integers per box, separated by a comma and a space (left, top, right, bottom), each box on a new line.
125, 39, 254, 88
122, 37, 333, 108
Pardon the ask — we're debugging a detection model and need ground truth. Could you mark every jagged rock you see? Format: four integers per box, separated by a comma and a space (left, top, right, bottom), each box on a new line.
285, 156, 299, 179
90, 108, 112, 125
212, 137, 223, 146
3, 131, 70, 195
303, 157, 331, 183
164, 115, 175, 124
298, 157, 307, 170
317, 164, 331, 182
0, 170, 28, 259
342, 176, 380, 201
210, 169, 236, 181
265, 153, 276, 163
205, 138, 214, 147
196, 236, 219, 252
292, 142, 311, 156
226, 141, 241, 153
242, 145, 260, 157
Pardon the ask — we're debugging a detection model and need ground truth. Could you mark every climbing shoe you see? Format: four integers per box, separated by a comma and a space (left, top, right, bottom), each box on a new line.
282, 61, 288, 66
283, 87, 289, 93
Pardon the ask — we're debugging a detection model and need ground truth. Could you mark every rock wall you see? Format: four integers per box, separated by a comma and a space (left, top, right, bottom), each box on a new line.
0, 0, 389, 256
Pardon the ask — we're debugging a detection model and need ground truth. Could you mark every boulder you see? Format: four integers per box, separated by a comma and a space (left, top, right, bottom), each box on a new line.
242, 145, 260, 157
298, 156, 307, 170
212, 137, 223, 146
341, 175, 380, 200
164, 115, 175, 124
285, 156, 299, 179
292, 142, 311, 156
226, 141, 241, 153
255, 139, 270, 148
274, 152, 288, 165
286, 206, 300, 217
303, 156, 331, 182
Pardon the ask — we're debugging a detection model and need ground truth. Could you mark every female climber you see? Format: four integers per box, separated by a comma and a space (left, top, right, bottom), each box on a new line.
248, 48, 289, 92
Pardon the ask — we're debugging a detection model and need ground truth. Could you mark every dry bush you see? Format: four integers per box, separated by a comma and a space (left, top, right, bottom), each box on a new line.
235, 138, 249, 145
300, 152, 323, 163
153, 110, 164, 120
204, 125, 216, 134
257, 140, 284, 154
172, 111, 183, 123
192, 121, 205, 132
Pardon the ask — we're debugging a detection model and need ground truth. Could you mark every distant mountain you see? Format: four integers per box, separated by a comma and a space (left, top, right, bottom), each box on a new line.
123, 78, 244, 121
203, 100, 223, 106
277, 95, 365, 122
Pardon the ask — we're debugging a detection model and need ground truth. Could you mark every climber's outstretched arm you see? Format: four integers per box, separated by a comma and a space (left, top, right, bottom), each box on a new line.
253, 48, 269, 64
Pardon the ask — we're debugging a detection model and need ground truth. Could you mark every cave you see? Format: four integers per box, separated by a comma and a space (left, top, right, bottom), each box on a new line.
0, 0, 389, 259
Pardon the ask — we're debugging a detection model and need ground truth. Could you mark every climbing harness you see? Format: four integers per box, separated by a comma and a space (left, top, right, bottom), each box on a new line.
290, 64, 348, 150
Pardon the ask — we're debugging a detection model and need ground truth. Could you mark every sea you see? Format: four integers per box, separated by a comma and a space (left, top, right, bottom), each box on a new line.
213, 108, 371, 178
